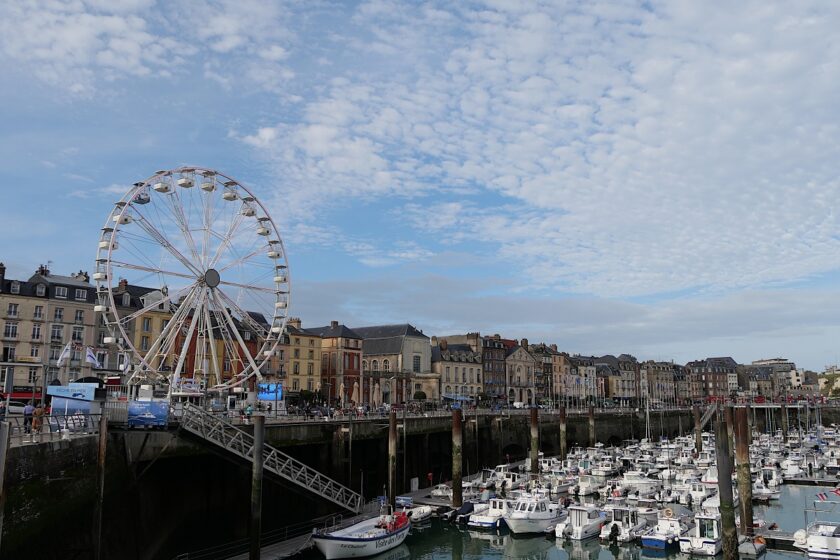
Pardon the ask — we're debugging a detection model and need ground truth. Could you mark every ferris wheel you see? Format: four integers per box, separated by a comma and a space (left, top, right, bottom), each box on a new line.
93, 166, 290, 390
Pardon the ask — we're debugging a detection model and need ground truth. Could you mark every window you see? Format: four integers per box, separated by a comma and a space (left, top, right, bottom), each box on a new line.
96, 352, 106, 368
362, 360, 368, 372
28, 367, 38, 384
383, 359, 390, 372
307, 363, 313, 375
140, 336, 149, 351
294, 337, 300, 346
413, 355, 421, 373
36, 284, 45, 297
161, 319, 169, 332
415, 383, 421, 391
75, 309, 84, 323
372, 360, 379, 372
72, 349, 81, 362
308, 350, 313, 360
54, 307, 64, 321
55, 286, 68, 299
294, 348, 300, 358
97, 331, 106, 344
72, 326, 84, 342
292, 379, 299, 391
122, 293, 130, 307
34, 305, 43, 320
3, 322, 18, 339
223, 357, 230, 372
142, 317, 151, 332
10, 282, 20, 295
293, 362, 300, 374
445, 367, 450, 382
309, 339, 314, 346
307, 380, 313, 391
30, 346, 39, 358
49, 347, 61, 361
74, 289, 87, 301
31, 323, 41, 340
7, 303, 18, 317
2, 345, 15, 361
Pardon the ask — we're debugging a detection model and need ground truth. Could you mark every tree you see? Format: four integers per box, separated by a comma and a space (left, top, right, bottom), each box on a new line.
413, 390, 427, 401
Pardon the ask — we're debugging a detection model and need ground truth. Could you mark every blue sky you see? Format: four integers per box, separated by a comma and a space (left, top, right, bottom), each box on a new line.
3, 0, 840, 370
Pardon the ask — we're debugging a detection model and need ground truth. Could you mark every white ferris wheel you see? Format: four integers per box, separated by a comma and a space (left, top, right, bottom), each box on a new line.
93, 166, 290, 390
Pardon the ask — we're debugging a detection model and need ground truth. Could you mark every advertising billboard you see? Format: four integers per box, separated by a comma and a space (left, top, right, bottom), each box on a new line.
127, 400, 170, 427
257, 383, 283, 402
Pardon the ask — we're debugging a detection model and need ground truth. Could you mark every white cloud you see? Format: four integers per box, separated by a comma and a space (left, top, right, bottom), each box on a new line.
239, 0, 840, 298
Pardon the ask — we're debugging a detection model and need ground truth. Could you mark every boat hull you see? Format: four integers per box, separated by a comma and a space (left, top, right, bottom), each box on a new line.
679, 537, 722, 556
313, 523, 410, 559
642, 535, 680, 551
504, 515, 558, 534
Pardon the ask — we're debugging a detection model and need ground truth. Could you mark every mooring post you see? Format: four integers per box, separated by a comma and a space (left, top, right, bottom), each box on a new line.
716, 409, 738, 560
558, 406, 567, 461
452, 408, 463, 508
693, 405, 702, 454
734, 406, 753, 536
588, 405, 596, 447
0, 422, 11, 553
780, 404, 789, 439
388, 410, 397, 509
250, 414, 265, 560
93, 415, 108, 560
530, 407, 539, 475
725, 404, 735, 457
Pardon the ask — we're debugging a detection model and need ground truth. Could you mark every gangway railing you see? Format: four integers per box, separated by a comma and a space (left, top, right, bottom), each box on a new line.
179, 403, 363, 513
699, 404, 717, 430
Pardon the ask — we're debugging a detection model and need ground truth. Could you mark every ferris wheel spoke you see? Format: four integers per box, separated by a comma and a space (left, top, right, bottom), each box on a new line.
209, 289, 263, 380
217, 279, 278, 294
209, 209, 247, 268
215, 289, 270, 339
216, 247, 267, 274
173, 289, 206, 379
138, 286, 200, 368
109, 261, 197, 282
115, 284, 192, 327
167, 188, 204, 268
202, 291, 222, 386
130, 209, 203, 276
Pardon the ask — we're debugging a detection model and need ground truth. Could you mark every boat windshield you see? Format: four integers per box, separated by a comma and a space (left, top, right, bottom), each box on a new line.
699, 518, 717, 538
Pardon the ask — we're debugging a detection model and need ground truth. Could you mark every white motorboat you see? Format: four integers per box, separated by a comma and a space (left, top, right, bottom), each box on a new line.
405, 505, 433, 523
620, 471, 662, 494
679, 511, 722, 556
640, 505, 692, 551
600, 506, 648, 543
555, 505, 603, 540
467, 497, 511, 530
430, 484, 452, 498
752, 479, 780, 501
794, 520, 840, 560
312, 508, 410, 559
503, 496, 565, 534
576, 475, 600, 496
689, 481, 716, 506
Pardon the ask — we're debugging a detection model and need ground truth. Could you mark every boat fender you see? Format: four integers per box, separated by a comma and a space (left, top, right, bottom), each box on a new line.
755, 536, 766, 546
663, 508, 674, 519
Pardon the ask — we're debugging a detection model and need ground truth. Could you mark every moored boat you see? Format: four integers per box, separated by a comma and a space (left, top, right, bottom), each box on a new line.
313, 508, 410, 559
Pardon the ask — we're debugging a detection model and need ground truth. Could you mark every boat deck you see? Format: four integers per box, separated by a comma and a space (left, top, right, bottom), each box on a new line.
753, 528, 799, 551
226, 533, 313, 560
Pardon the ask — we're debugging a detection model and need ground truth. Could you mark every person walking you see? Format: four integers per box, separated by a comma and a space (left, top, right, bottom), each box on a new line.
0, 401, 6, 422
33, 403, 44, 435
23, 401, 35, 434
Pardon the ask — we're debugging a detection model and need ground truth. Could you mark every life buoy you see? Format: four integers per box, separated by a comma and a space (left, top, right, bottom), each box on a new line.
387, 522, 394, 532
755, 536, 766, 546
663, 508, 674, 519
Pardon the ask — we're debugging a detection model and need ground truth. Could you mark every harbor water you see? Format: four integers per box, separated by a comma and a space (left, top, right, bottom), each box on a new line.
294, 484, 826, 560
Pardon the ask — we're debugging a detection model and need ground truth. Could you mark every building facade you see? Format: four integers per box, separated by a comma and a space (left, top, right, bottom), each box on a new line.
283, 318, 321, 395
505, 345, 537, 405
354, 324, 431, 405
306, 321, 362, 405
432, 338, 482, 402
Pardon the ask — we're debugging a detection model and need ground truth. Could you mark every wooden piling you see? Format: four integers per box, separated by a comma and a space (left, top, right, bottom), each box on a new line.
529, 407, 539, 475
388, 410, 397, 509
734, 406, 753, 536
250, 415, 265, 560
93, 415, 108, 560
716, 409, 738, 560
588, 405, 596, 447
452, 409, 463, 508
558, 406, 567, 461
693, 405, 702, 453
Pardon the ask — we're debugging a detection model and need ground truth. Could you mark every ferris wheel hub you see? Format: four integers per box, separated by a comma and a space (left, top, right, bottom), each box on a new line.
203, 268, 221, 288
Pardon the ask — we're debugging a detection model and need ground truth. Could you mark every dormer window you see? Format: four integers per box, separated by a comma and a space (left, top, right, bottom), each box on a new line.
55, 286, 68, 299
122, 293, 130, 307
35, 284, 45, 297
10, 281, 20, 295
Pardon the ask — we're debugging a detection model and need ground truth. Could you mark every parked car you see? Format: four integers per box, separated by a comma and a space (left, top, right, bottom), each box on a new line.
5, 401, 27, 415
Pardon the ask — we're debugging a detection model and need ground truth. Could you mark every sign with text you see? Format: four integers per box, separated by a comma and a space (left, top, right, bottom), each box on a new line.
46, 383, 98, 401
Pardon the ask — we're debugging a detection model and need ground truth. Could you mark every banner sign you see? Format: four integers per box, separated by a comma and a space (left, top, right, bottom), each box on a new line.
46, 383, 98, 401
127, 400, 170, 427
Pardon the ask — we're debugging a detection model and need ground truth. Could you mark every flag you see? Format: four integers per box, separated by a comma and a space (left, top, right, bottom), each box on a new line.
56, 341, 72, 367
817, 492, 828, 501
831, 489, 840, 497
85, 347, 102, 369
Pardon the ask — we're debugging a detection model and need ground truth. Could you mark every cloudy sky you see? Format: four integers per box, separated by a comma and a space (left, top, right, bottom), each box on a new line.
2, 0, 840, 370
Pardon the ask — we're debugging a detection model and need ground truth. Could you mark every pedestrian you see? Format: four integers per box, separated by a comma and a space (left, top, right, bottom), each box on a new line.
0, 401, 5, 422
245, 403, 253, 424
33, 403, 44, 434
23, 401, 35, 434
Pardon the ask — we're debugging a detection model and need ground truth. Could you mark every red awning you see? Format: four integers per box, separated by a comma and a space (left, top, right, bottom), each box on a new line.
2, 392, 43, 400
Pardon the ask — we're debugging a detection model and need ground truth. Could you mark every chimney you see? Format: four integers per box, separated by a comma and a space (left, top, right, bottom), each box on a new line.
440, 339, 448, 351
431, 336, 438, 346
521, 338, 529, 349
0, 262, 4, 293
550, 344, 558, 351
330, 320, 339, 328
288, 317, 302, 329
37, 264, 50, 276
118, 278, 128, 291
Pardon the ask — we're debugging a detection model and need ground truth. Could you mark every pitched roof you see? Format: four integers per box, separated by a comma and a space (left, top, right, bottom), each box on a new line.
351, 324, 428, 340
305, 324, 362, 339
432, 344, 481, 363
28, 272, 91, 289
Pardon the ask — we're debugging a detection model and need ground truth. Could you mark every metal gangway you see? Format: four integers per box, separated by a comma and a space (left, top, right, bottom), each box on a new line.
699, 404, 717, 430
180, 403, 363, 513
